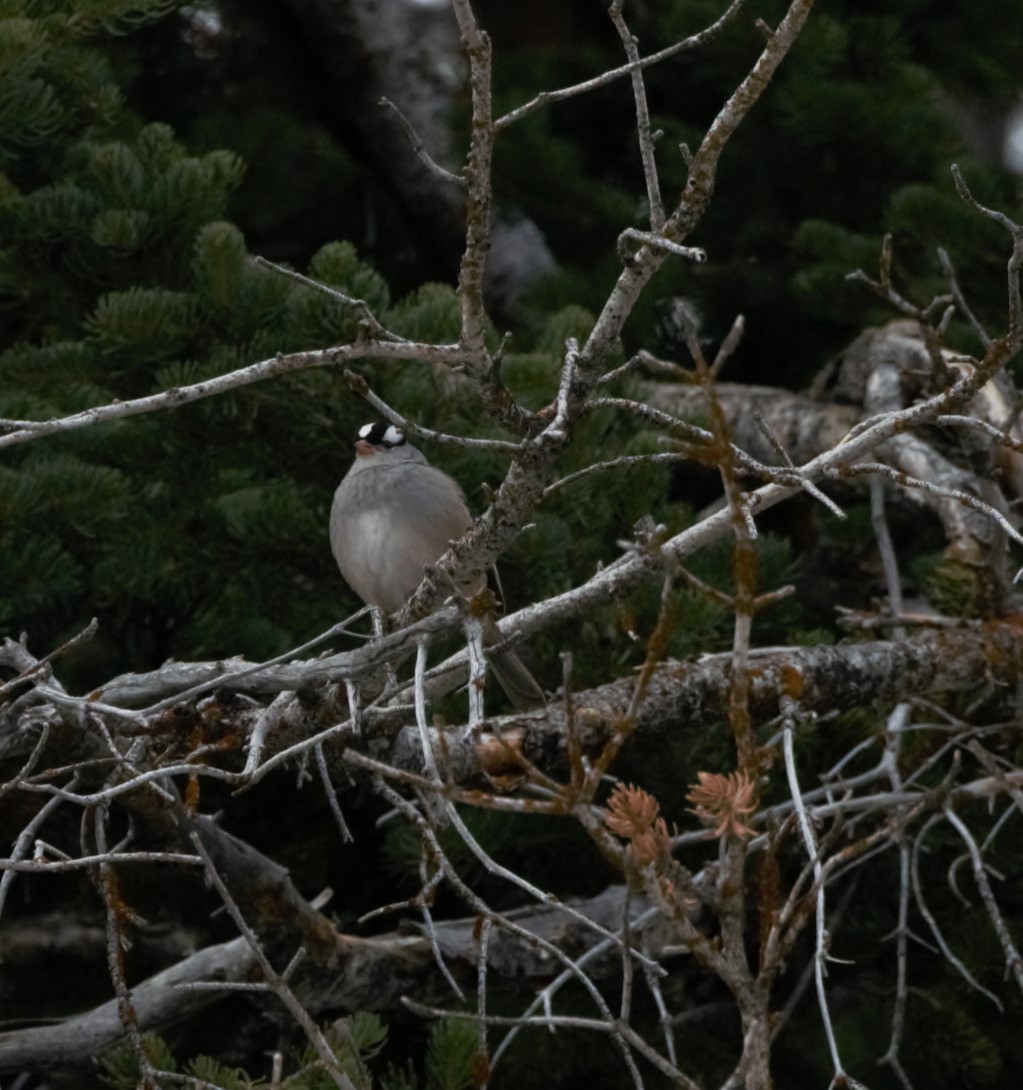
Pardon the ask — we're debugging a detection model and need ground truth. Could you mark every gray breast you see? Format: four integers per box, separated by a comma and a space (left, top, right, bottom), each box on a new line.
330, 460, 477, 614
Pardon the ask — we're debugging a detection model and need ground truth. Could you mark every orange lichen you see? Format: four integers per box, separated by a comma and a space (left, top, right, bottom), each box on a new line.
779, 662, 806, 700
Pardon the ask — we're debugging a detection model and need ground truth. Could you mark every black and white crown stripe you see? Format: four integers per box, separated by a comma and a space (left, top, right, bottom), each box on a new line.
357, 422, 406, 448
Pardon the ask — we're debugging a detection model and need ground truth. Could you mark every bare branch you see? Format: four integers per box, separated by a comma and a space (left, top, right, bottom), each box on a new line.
494, 1, 750, 131
0, 340, 464, 451
379, 95, 465, 187
608, 0, 665, 231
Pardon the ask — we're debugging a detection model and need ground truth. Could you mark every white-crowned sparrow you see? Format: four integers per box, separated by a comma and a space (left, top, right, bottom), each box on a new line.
330, 422, 544, 709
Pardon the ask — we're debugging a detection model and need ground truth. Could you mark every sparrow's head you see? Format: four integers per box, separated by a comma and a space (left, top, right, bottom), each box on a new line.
354, 421, 406, 458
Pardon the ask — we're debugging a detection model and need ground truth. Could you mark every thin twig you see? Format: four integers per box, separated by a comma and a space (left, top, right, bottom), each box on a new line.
618, 227, 706, 265
379, 96, 465, 187
608, 0, 663, 232
780, 694, 847, 1081
252, 255, 397, 339
836, 461, 1023, 552
909, 814, 1004, 1011
943, 805, 1023, 995
189, 831, 359, 1090
95, 807, 158, 1090
315, 742, 354, 844
341, 375, 521, 451
938, 247, 992, 349
494, 0, 749, 131
951, 164, 1023, 342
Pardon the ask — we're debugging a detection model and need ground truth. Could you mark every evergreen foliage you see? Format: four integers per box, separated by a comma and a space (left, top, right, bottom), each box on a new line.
1, 0, 765, 691
2, 1, 1023, 1087
99, 1016, 478, 1090
483, 1, 1020, 382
